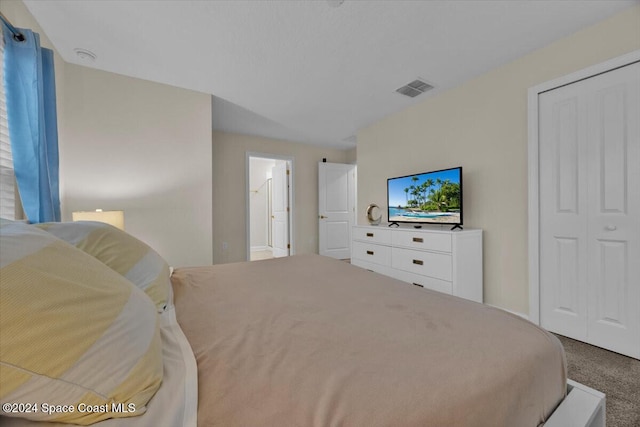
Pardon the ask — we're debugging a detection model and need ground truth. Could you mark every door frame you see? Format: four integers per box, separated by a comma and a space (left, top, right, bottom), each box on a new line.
527, 50, 640, 325
246, 152, 295, 261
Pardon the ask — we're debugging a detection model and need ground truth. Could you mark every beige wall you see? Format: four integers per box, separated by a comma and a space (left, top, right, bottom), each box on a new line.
213, 130, 350, 264
345, 147, 357, 164
357, 6, 640, 315
63, 65, 213, 266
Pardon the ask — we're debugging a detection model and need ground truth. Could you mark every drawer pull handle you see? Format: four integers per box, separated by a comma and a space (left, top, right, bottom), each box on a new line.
412, 283, 424, 288
366, 233, 374, 237
413, 259, 424, 266
412, 237, 424, 243
366, 250, 374, 255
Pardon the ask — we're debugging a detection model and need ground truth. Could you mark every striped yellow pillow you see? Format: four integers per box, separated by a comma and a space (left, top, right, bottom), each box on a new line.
0, 220, 163, 425
37, 221, 172, 312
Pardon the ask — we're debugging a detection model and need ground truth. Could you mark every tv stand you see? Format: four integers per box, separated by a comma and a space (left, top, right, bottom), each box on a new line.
388, 222, 400, 228
351, 226, 483, 303
450, 224, 463, 231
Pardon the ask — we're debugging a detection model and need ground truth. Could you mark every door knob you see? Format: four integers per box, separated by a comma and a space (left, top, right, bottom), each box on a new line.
319, 215, 328, 219
605, 225, 617, 231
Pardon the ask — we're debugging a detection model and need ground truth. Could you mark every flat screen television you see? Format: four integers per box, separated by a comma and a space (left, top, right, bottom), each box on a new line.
387, 166, 462, 228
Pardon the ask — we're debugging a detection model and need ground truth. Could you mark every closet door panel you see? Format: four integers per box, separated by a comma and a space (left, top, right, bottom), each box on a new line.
586, 62, 640, 358
539, 61, 640, 358
539, 85, 588, 339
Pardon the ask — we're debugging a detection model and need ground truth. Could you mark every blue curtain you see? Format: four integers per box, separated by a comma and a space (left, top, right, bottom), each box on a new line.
2, 23, 60, 223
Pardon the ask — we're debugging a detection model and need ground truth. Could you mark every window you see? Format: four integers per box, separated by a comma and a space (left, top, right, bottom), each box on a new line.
0, 27, 18, 220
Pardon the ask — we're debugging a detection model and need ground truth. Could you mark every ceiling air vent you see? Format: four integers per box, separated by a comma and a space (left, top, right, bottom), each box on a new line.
396, 79, 433, 98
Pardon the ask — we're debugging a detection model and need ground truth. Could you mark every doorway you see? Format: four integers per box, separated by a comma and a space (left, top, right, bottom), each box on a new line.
246, 153, 294, 261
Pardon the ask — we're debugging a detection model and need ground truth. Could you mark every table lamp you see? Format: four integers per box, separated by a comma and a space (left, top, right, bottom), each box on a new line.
72, 209, 125, 230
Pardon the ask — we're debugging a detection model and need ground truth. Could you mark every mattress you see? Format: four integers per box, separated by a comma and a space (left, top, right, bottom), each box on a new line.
171, 254, 566, 427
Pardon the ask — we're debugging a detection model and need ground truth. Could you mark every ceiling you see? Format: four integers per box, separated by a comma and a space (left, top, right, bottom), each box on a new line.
24, 0, 637, 149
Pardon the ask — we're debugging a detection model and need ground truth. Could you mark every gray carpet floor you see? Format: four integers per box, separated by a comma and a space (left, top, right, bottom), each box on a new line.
555, 334, 640, 427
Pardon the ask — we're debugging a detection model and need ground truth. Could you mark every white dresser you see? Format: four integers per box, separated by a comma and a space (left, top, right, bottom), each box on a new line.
351, 225, 483, 303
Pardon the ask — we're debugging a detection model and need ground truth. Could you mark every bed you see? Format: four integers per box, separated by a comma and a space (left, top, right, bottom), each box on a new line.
0, 220, 605, 427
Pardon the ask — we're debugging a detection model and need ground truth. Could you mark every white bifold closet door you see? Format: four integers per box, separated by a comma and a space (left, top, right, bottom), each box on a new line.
539, 61, 640, 358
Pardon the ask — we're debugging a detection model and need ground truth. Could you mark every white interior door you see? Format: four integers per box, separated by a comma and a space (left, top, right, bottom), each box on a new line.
539, 78, 589, 340
271, 162, 290, 258
585, 63, 639, 357
539, 61, 640, 358
318, 162, 356, 259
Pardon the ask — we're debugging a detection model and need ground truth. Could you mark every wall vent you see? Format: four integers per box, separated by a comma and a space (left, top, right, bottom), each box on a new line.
396, 79, 433, 98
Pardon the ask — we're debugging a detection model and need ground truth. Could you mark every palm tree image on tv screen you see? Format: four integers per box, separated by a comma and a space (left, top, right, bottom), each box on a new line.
388, 168, 462, 224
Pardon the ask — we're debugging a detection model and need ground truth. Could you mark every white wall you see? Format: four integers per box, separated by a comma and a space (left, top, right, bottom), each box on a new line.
249, 157, 275, 249
356, 6, 640, 315
62, 64, 213, 266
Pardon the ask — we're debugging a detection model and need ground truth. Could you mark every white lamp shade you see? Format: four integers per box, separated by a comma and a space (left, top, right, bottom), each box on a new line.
72, 210, 125, 230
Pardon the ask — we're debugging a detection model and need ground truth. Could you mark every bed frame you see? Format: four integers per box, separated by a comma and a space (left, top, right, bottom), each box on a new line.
545, 380, 606, 427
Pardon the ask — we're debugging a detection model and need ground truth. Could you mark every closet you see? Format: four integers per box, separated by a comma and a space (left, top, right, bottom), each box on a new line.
537, 60, 639, 358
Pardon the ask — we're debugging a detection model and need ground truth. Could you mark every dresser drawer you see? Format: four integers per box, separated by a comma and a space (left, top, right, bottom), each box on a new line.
394, 269, 453, 295
352, 241, 391, 266
352, 227, 392, 245
391, 229, 452, 252
351, 258, 393, 277
391, 247, 452, 281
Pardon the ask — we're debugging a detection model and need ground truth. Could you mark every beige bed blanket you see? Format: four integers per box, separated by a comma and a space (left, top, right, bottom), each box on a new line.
172, 255, 566, 427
